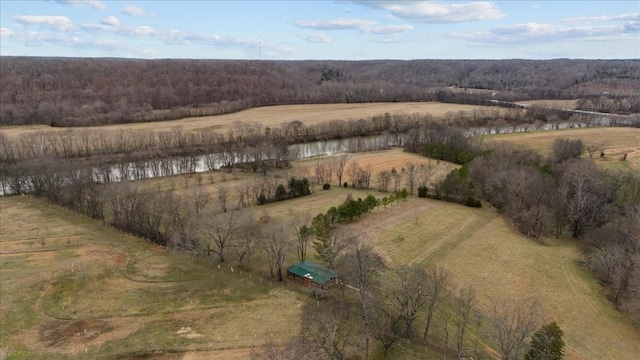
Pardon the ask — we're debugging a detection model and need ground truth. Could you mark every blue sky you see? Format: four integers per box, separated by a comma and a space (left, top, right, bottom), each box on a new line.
1, 1, 638, 59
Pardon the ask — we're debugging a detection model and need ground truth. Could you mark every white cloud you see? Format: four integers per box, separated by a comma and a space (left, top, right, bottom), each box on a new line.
453, 20, 638, 45
55, 0, 107, 11
13, 15, 74, 32
351, 1, 505, 23
1, 28, 15, 38
118, 26, 155, 37
564, 13, 639, 23
101, 16, 120, 27
159, 30, 262, 48
123, 4, 152, 17
625, 21, 640, 32
82, 19, 156, 37
295, 17, 412, 35
363, 24, 413, 34
299, 33, 332, 43
295, 18, 376, 30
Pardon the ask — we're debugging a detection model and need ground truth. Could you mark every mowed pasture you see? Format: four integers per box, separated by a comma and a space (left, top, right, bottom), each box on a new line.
0, 102, 510, 138
3, 131, 640, 359
291, 195, 640, 359
0, 196, 306, 359
485, 127, 640, 171
519, 99, 580, 109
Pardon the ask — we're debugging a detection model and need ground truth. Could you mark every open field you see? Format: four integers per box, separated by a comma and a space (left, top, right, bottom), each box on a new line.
0, 102, 511, 138
2, 133, 640, 358
3, 186, 640, 359
519, 99, 580, 109
485, 127, 640, 170
128, 148, 456, 210
327, 197, 640, 360
0, 196, 306, 359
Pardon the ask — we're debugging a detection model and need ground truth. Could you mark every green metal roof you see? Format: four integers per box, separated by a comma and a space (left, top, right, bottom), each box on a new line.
287, 261, 338, 285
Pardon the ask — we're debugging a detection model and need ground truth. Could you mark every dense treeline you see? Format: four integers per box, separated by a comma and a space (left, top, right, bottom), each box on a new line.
2, 57, 638, 126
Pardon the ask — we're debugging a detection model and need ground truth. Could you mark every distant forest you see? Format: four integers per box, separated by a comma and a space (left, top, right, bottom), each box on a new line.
1, 57, 639, 126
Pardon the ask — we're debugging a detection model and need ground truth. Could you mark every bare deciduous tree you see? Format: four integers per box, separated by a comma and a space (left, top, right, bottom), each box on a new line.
403, 161, 419, 195
232, 211, 259, 266
455, 285, 477, 359
291, 213, 312, 262
490, 299, 541, 360
423, 266, 450, 347
261, 222, 291, 281
217, 185, 229, 212
383, 265, 428, 338
190, 187, 212, 217
335, 154, 349, 186
201, 209, 240, 263
340, 237, 386, 360
304, 300, 356, 360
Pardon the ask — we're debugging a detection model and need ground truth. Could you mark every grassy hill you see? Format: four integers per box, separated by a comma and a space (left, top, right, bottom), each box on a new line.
2, 133, 639, 359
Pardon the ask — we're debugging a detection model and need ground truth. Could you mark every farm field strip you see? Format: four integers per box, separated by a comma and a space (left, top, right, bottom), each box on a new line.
487, 127, 640, 170
0, 102, 513, 138
518, 99, 580, 109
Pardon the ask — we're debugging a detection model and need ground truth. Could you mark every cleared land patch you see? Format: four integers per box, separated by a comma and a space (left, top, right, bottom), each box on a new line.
259, 190, 640, 359
340, 198, 640, 360
0, 102, 513, 138
486, 127, 640, 170
519, 99, 580, 109
0, 196, 305, 359
436, 215, 640, 360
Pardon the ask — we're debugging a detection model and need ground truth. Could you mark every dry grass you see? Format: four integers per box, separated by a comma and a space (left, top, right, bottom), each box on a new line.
3, 135, 639, 359
486, 127, 640, 171
1, 102, 509, 138
436, 216, 640, 360
123, 148, 456, 212
338, 198, 640, 360
519, 99, 580, 109
0, 196, 305, 359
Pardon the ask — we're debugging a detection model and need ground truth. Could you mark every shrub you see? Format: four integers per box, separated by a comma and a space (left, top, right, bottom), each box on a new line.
323, 183, 331, 190
465, 196, 482, 208
275, 184, 288, 201
418, 185, 429, 198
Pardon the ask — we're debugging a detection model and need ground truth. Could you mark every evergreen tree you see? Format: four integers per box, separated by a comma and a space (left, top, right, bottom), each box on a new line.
525, 322, 565, 360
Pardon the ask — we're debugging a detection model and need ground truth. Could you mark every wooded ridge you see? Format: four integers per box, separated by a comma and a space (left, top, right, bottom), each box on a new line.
2, 57, 639, 126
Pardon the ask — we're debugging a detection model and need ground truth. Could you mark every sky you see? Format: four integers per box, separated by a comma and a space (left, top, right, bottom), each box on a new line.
0, 1, 639, 60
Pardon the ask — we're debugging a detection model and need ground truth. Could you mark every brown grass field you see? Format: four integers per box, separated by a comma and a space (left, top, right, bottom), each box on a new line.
2, 135, 640, 359
260, 191, 640, 360
519, 99, 580, 109
129, 148, 456, 210
0, 196, 306, 359
0, 102, 510, 138
485, 127, 640, 171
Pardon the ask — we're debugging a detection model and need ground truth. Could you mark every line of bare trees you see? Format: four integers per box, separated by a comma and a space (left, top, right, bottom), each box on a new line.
2, 103, 588, 166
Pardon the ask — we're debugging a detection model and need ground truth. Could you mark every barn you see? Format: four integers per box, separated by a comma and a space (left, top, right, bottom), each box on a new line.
286, 261, 338, 289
